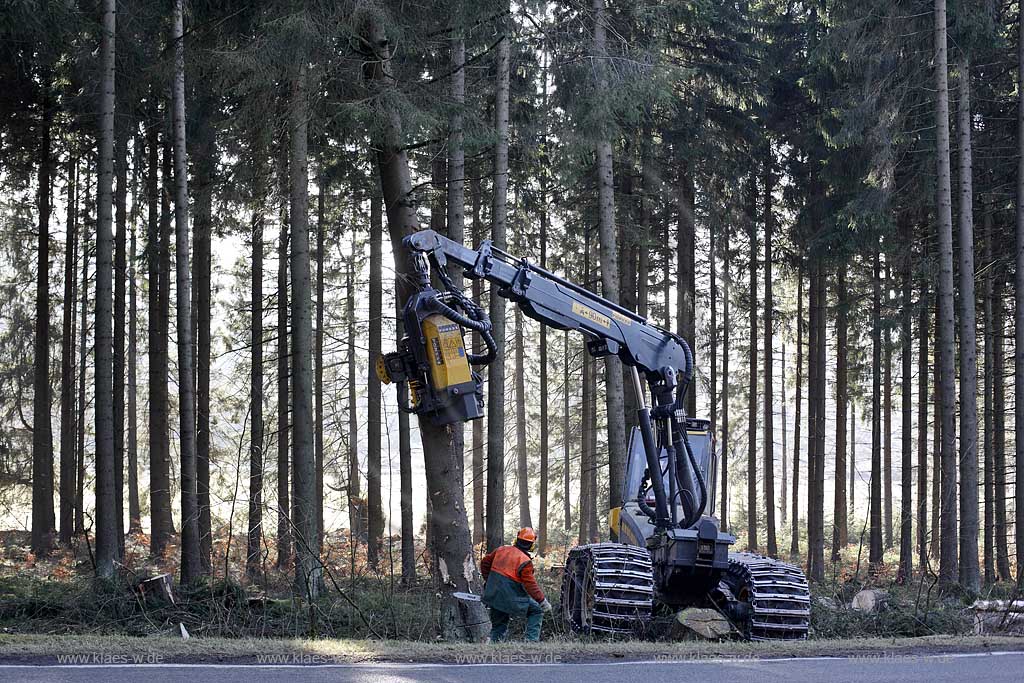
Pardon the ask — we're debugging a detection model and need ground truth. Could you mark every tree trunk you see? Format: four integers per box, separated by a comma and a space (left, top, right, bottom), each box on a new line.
112, 103, 127, 557
791, 263, 803, 559
486, 27, 510, 553
807, 262, 818, 576
363, 14, 489, 639
883, 261, 893, 550
515, 304, 531, 527
934, 0, 959, 589
678, 169, 697, 418
993, 261, 1011, 581
539, 154, 550, 554
368, 188, 383, 570
899, 218, 914, 583
127, 161, 140, 534
763, 161, 776, 557
721, 229, 731, 533
315, 169, 325, 553
276, 160, 291, 570
94, 0, 118, 577
288, 58, 319, 598
983, 211, 995, 585
247, 159, 265, 581
397, 289, 416, 583
917, 284, 930, 572
870, 248, 883, 569
76, 182, 89, 536
172, 0, 202, 585
956, 57, 980, 593
593, 0, 626, 513
812, 265, 826, 581
32, 73, 56, 558
746, 174, 758, 552
193, 112, 215, 574
1016, 0, 1024, 588
931, 297, 941, 560
834, 262, 848, 558
563, 332, 572, 533
470, 175, 485, 547
59, 155, 77, 546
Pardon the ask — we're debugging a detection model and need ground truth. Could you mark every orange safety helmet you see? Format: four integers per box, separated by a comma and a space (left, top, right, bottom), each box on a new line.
516, 527, 538, 548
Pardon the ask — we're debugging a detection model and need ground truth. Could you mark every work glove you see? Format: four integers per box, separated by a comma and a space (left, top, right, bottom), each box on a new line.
540, 598, 553, 613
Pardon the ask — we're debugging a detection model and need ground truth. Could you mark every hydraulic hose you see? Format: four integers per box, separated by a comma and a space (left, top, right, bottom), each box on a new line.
427, 293, 498, 366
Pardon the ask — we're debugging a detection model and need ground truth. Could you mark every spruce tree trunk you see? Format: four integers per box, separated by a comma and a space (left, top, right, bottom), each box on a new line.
721, 230, 731, 533
899, 220, 914, 583
276, 167, 291, 570
150, 121, 175, 556
470, 176, 485, 547
397, 290, 416, 583
746, 175, 758, 552
113, 105, 127, 556
314, 171, 325, 553
76, 188, 89, 536
486, 26, 510, 553
515, 305, 531, 527
563, 332, 572, 533
94, 0, 118, 577
363, 14, 489, 639
812, 266, 826, 581
917, 284, 930, 571
762, 162, 776, 557
934, 0, 959, 589
834, 263, 848, 558
32, 75, 55, 558
172, 0, 202, 585
127, 167, 140, 534
806, 263, 818, 575
538, 157, 550, 553
1016, 0, 1024, 587
288, 59, 319, 598
984, 215, 995, 584
678, 170, 697, 418
993, 265, 1011, 581
592, 0, 627, 512
790, 265, 803, 558
248, 167, 265, 581
870, 249, 883, 569
59, 156, 77, 546
368, 189, 383, 570
931, 298, 942, 560
883, 262, 893, 550
193, 113, 215, 574
956, 57, 980, 592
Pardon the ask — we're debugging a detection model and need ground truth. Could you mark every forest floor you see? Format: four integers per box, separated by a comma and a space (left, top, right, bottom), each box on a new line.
1, 529, 1021, 646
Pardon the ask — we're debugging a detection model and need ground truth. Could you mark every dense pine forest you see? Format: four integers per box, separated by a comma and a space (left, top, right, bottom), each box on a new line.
2, 0, 1024, 643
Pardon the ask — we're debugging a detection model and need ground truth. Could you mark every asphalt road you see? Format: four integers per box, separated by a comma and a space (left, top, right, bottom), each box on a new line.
2, 651, 1023, 683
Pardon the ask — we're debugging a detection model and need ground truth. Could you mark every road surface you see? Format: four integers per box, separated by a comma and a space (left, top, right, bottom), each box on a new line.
2, 651, 1023, 683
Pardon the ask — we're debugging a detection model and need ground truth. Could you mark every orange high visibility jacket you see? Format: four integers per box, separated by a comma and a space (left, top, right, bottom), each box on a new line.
480, 545, 545, 603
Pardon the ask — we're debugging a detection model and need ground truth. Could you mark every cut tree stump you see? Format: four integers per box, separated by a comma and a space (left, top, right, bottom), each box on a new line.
850, 589, 889, 613
136, 573, 175, 604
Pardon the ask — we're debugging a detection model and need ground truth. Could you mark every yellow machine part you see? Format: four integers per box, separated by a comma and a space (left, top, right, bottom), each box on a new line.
375, 355, 391, 384
609, 506, 621, 538
422, 313, 472, 391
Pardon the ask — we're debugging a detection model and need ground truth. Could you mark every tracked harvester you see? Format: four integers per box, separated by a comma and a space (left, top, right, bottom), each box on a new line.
378, 230, 810, 641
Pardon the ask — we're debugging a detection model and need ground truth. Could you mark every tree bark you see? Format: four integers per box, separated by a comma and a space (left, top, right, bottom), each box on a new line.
1016, 0, 1024, 587
363, 14, 489, 639
834, 262, 848, 558
59, 155, 77, 546
870, 248, 883, 569
791, 263, 803, 559
76, 182, 89, 536
276, 159, 291, 570
993, 260, 1011, 581
368, 188, 383, 570
315, 168, 325, 553
113, 98, 127, 557
486, 26, 510, 553
883, 261, 893, 550
593, 0, 627, 513
678, 169, 697, 418
470, 175, 485, 547
983, 210, 995, 584
899, 217, 914, 583
746, 174, 758, 552
515, 304, 531, 527
956, 57, 980, 592
172, 0, 202, 585
763, 161, 776, 557
94, 0, 118, 577
721, 229, 731, 533
288, 58, 319, 598
127, 158, 140, 534
247, 157, 265, 581
917, 283, 930, 572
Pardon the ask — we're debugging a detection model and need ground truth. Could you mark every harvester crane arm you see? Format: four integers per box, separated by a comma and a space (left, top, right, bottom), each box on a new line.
381, 229, 707, 530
